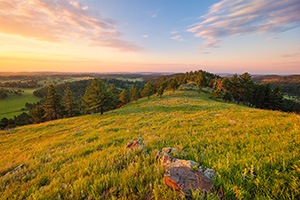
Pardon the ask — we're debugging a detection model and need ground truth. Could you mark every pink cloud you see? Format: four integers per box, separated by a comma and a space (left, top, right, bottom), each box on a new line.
0, 0, 143, 52
171, 35, 185, 42
187, 0, 300, 49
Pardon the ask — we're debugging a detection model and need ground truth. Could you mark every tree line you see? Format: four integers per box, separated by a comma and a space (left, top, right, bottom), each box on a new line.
0, 80, 42, 88
0, 78, 157, 129
0, 88, 24, 99
209, 73, 300, 112
1, 70, 299, 129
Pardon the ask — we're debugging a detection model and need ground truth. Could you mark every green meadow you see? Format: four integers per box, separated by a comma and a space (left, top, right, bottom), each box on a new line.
0, 89, 42, 119
0, 90, 299, 199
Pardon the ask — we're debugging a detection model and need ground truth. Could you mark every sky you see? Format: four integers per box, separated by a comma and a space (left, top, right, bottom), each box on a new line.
0, 0, 299, 74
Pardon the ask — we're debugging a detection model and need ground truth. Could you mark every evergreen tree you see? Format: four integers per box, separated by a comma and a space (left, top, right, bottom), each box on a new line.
229, 74, 240, 103
142, 81, 154, 99
157, 85, 165, 98
43, 85, 62, 120
239, 72, 254, 104
196, 74, 205, 92
169, 78, 179, 93
108, 84, 120, 108
129, 84, 139, 102
30, 105, 46, 123
271, 84, 284, 110
263, 82, 272, 109
222, 91, 232, 102
82, 79, 115, 115
211, 88, 221, 98
63, 87, 78, 117
119, 89, 130, 104
222, 77, 230, 93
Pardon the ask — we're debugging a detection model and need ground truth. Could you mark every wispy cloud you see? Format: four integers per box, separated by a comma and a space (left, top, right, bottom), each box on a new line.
0, 0, 143, 52
281, 53, 300, 58
171, 35, 185, 42
143, 35, 149, 38
187, 0, 300, 48
170, 31, 179, 35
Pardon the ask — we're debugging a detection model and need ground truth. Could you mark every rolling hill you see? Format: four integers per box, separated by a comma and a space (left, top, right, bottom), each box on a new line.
0, 90, 299, 199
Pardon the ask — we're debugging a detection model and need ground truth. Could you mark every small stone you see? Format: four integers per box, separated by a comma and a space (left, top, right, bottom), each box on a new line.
97, 148, 102, 151
203, 168, 215, 179
164, 166, 214, 194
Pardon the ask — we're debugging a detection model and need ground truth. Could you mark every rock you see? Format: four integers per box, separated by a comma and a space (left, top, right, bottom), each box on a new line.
97, 148, 102, 151
203, 168, 215, 179
162, 147, 180, 154
126, 137, 145, 150
156, 151, 198, 169
164, 166, 214, 194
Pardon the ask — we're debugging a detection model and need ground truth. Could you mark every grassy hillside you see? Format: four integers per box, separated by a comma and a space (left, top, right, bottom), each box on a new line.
0, 90, 299, 199
0, 89, 42, 119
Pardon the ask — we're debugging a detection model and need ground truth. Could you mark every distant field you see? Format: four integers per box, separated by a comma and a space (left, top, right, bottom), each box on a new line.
0, 88, 42, 119
0, 90, 299, 199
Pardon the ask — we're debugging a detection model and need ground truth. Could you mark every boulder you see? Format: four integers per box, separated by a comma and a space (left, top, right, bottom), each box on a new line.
156, 151, 198, 169
164, 166, 214, 194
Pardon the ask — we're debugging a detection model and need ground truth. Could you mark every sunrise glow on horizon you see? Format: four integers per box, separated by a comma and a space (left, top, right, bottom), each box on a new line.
0, 0, 299, 74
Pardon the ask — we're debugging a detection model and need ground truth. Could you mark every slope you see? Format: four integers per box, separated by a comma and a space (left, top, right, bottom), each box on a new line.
0, 91, 299, 199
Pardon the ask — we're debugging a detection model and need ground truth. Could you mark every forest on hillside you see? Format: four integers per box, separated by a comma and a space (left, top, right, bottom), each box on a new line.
253, 75, 300, 97
1, 71, 300, 130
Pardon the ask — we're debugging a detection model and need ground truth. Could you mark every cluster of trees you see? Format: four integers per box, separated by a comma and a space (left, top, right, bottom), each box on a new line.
0, 88, 23, 99
2, 70, 299, 129
33, 78, 145, 100
0, 78, 158, 129
209, 73, 298, 112
0, 80, 42, 88
0, 88, 8, 99
253, 75, 300, 97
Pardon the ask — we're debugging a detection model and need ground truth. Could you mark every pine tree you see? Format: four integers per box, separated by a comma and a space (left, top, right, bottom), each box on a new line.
169, 78, 179, 93
82, 79, 115, 115
229, 74, 240, 103
108, 84, 120, 108
142, 81, 154, 99
119, 89, 130, 104
43, 85, 62, 120
129, 84, 139, 102
30, 105, 46, 123
263, 82, 272, 109
271, 84, 284, 110
211, 88, 221, 98
196, 74, 205, 92
157, 85, 165, 98
63, 87, 78, 117
239, 72, 254, 104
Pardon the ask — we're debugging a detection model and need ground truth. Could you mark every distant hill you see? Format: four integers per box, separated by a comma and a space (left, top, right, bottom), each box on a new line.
1, 90, 299, 199
253, 75, 300, 97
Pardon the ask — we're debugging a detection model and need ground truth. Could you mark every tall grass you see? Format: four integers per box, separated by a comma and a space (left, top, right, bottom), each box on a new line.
0, 90, 299, 199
